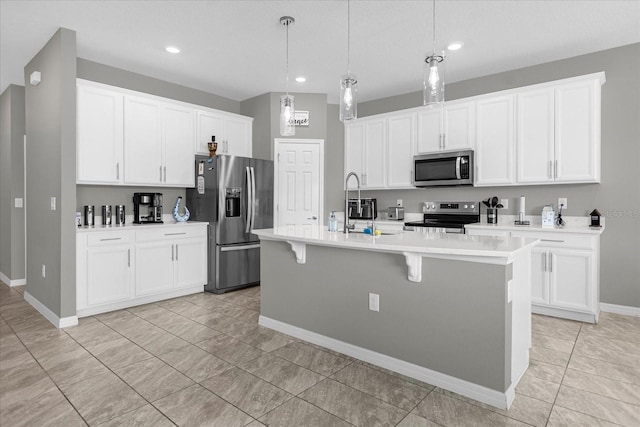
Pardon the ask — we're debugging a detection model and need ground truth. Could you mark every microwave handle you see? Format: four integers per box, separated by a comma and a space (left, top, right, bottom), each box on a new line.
455, 156, 462, 180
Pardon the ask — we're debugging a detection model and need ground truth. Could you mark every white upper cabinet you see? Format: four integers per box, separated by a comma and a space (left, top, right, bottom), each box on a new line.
516, 88, 555, 184
123, 96, 163, 185
195, 110, 253, 157
554, 78, 601, 183
163, 104, 195, 186
516, 76, 602, 185
416, 101, 475, 153
76, 84, 124, 184
475, 95, 516, 186
344, 118, 386, 189
387, 112, 416, 188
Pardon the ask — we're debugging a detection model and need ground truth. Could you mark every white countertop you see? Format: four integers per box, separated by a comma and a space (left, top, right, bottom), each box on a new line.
77, 219, 208, 233
254, 226, 538, 261
466, 215, 604, 235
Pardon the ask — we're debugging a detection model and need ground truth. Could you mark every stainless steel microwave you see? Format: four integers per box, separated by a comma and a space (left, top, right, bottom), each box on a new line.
413, 150, 474, 187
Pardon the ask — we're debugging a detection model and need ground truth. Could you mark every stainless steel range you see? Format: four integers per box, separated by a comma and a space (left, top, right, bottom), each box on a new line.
404, 201, 480, 234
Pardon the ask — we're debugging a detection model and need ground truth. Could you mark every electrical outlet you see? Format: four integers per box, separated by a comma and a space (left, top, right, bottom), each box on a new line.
41, 264, 46, 278
369, 293, 380, 312
50, 197, 56, 211
558, 197, 568, 210
500, 198, 509, 209
396, 199, 403, 208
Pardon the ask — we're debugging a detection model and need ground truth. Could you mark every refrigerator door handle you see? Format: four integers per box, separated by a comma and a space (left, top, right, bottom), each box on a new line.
245, 166, 252, 233
250, 166, 256, 233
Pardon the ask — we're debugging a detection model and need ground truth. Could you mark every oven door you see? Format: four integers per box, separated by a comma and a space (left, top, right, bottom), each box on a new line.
413, 151, 473, 187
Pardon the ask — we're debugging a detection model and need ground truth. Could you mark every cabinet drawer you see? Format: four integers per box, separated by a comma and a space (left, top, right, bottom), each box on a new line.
511, 231, 594, 250
87, 231, 132, 246
135, 226, 206, 242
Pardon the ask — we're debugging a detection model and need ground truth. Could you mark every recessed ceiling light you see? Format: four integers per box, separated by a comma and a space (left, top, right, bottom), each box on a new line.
165, 46, 181, 54
295, 76, 306, 83
447, 42, 464, 51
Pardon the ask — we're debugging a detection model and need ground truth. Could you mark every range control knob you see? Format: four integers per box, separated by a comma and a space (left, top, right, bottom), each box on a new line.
464, 204, 468, 209
471, 204, 475, 209
431, 204, 436, 209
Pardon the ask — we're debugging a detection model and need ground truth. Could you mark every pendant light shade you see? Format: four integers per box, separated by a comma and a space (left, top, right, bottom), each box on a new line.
280, 16, 295, 136
340, 74, 358, 122
280, 94, 295, 136
340, 0, 357, 122
423, 0, 445, 107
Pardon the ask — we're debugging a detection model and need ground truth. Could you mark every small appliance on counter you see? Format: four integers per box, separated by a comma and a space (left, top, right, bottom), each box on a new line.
115, 205, 126, 225
83, 205, 94, 227
388, 206, 404, 221
133, 193, 163, 224
101, 205, 112, 226
348, 198, 377, 220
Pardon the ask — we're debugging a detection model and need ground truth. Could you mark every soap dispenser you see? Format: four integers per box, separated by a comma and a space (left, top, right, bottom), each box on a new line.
328, 211, 338, 232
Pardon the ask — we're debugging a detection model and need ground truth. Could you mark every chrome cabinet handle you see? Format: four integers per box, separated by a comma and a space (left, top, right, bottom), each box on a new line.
163, 166, 167, 182
175, 244, 179, 260
548, 161, 552, 179
554, 160, 558, 179
549, 253, 553, 273
127, 249, 130, 267
116, 162, 120, 180
171, 244, 174, 261
164, 232, 186, 236
543, 253, 547, 272
100, 237, 121, 241
541, 239, 564, 243
159, 166, 163, 181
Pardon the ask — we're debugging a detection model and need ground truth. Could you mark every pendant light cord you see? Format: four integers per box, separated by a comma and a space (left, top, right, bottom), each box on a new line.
347, 0, 351, 76
286, 21, 290, 95
432, 0, 436, 56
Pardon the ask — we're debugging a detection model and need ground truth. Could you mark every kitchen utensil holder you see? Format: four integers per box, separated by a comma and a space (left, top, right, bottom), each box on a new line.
487, 208, 498, 224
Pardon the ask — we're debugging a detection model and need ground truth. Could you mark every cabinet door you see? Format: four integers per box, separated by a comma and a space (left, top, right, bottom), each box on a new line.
517, 89, 555, 184
387, 113, 416, 188
124, 96, 162, 185
226, 116, 252, 157
87, 244, 132, 305
135, 241, 174, 296
196, 110, 225, 155
174, 238, 207, 289
77, 85, 123, 184
416, 108, 443, 153
344, 122, 365, 182
444, 102, 475, 151
531, 248, 549, 305
163, 104, 195, 187
549, 249, 593, 312
555, 80, 600, 183
363, 119, 386, 188
475, 95, 516, 186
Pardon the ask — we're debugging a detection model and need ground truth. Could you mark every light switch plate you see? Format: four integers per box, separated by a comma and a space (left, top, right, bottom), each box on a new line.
50, 197, 56, 211
369, 293, 380, 312
500, 198, 509, 209
15, 198, 23, 208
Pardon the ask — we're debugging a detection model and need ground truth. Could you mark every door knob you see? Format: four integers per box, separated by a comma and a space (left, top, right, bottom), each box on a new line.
307, 216, 318, 220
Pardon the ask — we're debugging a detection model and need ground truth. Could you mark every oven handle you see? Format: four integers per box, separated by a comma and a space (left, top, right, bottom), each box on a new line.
456, 156, 462, 180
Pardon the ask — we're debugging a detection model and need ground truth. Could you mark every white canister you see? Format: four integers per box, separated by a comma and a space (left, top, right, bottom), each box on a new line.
541, 205, 555, 228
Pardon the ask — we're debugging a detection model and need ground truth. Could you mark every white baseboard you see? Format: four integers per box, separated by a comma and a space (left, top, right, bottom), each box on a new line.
24, 292, 78, 329
0, 271, 26, 287
259, 315, 515, 410
600, 303, 640, 317
532, 304, 597, 323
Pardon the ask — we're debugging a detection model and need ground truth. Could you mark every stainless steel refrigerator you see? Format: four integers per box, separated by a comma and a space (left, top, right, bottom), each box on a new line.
187, 155, 273, 293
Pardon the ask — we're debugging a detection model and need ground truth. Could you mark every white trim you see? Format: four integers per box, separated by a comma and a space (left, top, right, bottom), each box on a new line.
24, 292, 78, 329
0, 272, 26, 287
532, 304, 598, 323
273, 138, 325, 228
600, 303, 640, 317
259, 315, 515, 410
77, 285, 204, 317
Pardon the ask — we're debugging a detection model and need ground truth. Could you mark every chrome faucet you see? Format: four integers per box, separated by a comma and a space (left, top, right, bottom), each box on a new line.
344, 172, 361, 233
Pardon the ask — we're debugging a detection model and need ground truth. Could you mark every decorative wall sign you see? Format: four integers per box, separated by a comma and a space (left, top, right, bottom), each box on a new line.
293, 111, 309, 127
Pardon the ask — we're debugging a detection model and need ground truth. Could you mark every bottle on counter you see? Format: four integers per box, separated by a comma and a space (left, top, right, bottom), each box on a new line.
328, 211, 338, 232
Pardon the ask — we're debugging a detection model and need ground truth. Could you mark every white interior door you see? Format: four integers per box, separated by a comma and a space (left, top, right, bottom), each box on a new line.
275, 139, 324, 228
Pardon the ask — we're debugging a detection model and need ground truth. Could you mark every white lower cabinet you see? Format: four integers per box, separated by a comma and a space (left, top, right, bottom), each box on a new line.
466, 227, 600, 323
77, 224, 207, 316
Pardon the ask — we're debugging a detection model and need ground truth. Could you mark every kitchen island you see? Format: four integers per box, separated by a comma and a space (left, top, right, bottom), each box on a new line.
254, 227, 539, 409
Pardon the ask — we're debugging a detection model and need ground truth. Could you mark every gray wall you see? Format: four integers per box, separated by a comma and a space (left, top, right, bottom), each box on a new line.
328, 43, 640, 308
261, 240, 513, 391
240, 92, 271, 160
0, 85, 26, 282
24, 28, 77, 317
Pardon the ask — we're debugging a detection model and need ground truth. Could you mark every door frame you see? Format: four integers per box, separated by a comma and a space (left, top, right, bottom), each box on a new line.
273, 138, 325, 228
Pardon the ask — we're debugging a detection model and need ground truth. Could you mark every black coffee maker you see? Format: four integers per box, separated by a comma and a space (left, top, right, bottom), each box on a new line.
133, 193, 163, 224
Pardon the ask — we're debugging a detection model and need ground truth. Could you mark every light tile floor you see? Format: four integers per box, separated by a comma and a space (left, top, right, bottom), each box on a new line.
1, 281, 639, 426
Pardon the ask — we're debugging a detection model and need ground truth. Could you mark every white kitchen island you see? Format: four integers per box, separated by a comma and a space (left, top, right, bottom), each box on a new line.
254, 227, 539, 410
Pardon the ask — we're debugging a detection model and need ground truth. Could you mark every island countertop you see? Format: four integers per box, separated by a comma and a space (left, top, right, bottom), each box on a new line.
254, 226, 538, 259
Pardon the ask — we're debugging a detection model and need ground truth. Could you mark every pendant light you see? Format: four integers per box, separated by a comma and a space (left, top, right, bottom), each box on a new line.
280, 16, 295, 136
340, 0, 357, 122
423, 0, 444, 107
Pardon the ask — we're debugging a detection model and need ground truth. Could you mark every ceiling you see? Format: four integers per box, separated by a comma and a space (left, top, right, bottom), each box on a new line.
1, 0, 639, 104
